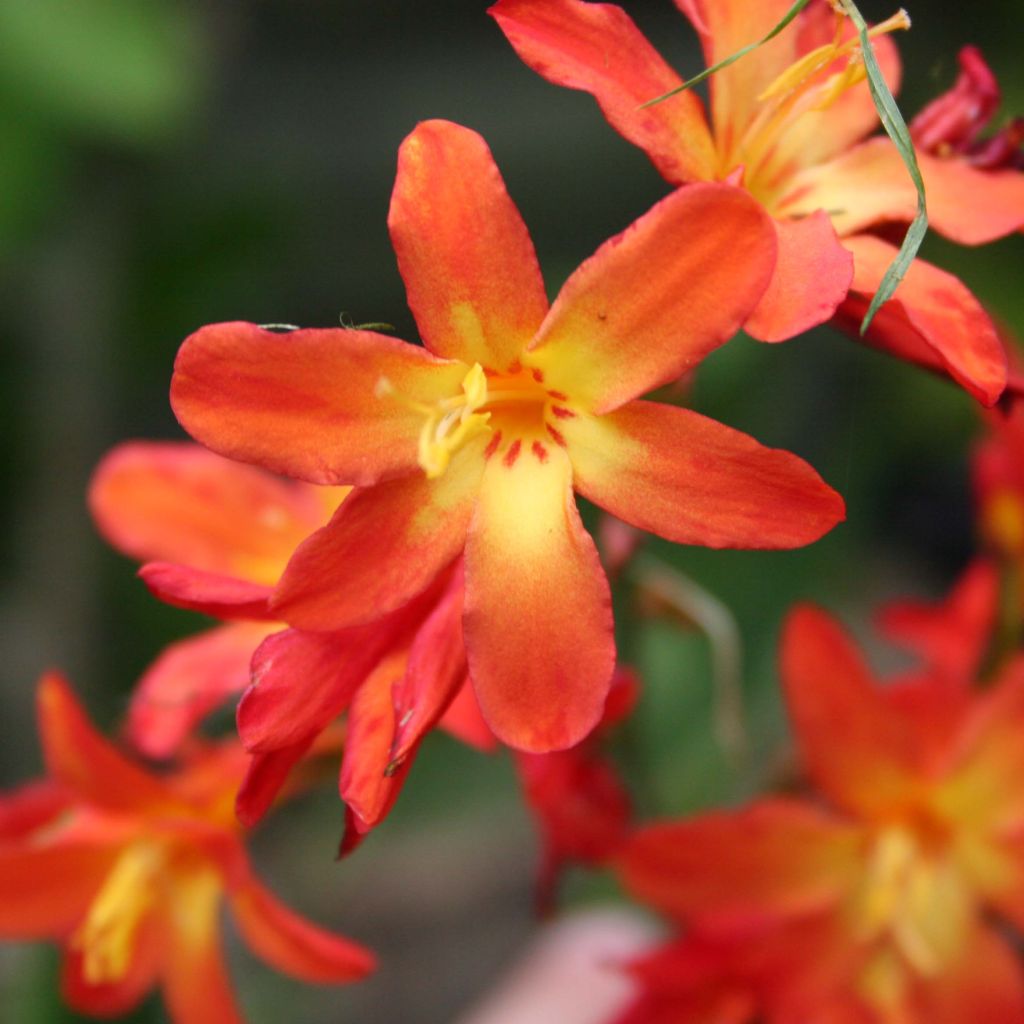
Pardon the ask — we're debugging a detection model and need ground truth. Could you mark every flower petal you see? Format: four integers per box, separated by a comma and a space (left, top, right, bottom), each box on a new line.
272, 444, 483, 630
464, 443, 614, 752
37, 672, 175, 814
88, 441, 340, 586
235, 743, 313, 828
529, 183, 776, 412
160, 868, 244, 1024
673, 0, 799, 148
489, 0, 716, 185
836, 234, 1007, 406
437, 678, 498, 752
781, 136, 1024, 244
138, 562, 275, 620
126, 622, 272, 759
876, 559, 998, 685
61, 916, 160, 1018
743, 213, 853, 342
229, 874, 375, 983
388, 564, 467, 767
171, 321, 466, 487
389, 120, 547, 369
910, 926, 1024, 1024
0, 842, 117, 937
781, 605, 923, 816
562, 400, 844, 549
339, 655, 409, 831
619, 797, 859, 930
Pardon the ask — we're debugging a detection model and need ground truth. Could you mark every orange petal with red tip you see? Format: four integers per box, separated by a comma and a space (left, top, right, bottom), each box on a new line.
171, 321, 467, 487
837, 234, 1007, 406
562, 400, 844, 549
0, 842, 118, 937
88, 441, 339, 586
464, 443, 614, 753
877, 559, 998, 685
339, 656, 409, 831
673, 0, 799, 145
529, 183, 776, 413
37, 673, 176, 814
272, 445, 483, 631
126, 622, 272, 759
139, 562, 275, 620
744, 212, 852, 342
389, 565, 467, 767
781, 605, 923, 817
781, 136, 1024, 244
489, 0, 715, 185
62, 918, 160, 1018
160, 868, 244, 1024
0, 780, 69, 840
389, 120, 547, 370
238, 626, 392, 754
229, 875, 375, 983
619, 798, 860, 930
235, 742, 313, 828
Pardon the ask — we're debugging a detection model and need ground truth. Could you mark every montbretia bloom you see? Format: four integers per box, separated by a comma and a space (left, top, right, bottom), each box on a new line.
89, 442, 479, 836
491, 0, 1024, 403
619, 605, 1024, 1022
0, 674, 373, 1024
171, 119, 844, 753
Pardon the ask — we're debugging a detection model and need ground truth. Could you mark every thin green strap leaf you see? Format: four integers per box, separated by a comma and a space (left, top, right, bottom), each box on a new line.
840, 1, 927, 333
638, 0, 813, 109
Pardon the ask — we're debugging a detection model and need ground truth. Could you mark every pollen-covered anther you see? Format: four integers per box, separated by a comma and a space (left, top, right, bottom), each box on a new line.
71, 842, 166, 984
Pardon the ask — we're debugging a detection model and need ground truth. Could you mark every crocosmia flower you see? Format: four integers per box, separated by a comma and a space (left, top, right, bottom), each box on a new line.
89, 440, 347, 757
491, 0, 1023, 403
0, 673, 373, 1023
171, 118, 844, 754
89, 442, 477, 837
618, 604, 1024, 1022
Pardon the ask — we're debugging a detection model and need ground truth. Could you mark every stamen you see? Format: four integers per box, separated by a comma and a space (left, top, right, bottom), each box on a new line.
72, 843, 165, 984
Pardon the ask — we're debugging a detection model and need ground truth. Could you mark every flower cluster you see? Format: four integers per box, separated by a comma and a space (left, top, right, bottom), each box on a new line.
5, 1, 1024, 1021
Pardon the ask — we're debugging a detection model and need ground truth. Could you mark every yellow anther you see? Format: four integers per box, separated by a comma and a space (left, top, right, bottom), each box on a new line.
72, 843, 165, 984
415, 363, 492, 479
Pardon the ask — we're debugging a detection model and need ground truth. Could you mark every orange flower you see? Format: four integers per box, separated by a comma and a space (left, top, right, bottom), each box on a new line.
491, 0, 1022, 403
171, 118, 843, 753
89, 441, 347, 757
89, 442, 474, 836
618, 604, 1024, 1022
0, 673, 373, 1023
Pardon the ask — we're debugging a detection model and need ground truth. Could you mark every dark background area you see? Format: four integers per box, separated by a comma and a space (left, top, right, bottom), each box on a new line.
0, 1, 1021, 1020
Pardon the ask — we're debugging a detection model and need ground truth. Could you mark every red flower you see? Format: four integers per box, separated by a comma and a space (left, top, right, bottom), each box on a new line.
0, 674, 373, 1023
618, 604, 1024, 1022
490, 0, 1022, 403
171, 118, 843, 754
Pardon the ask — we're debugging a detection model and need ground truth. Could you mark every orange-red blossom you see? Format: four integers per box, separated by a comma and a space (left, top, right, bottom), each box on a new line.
0, 674, 373, 1023
171, 118, 843, 754
618, 604, 1024, 1023
491, 0, 1024, 404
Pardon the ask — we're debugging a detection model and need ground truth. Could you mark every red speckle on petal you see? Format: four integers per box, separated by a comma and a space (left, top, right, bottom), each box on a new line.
508, 360, 522, 375
484, 431, 503, 460
531, 441, 549, 463
503, 439, 522, 467
551, 406, 576, 420
546, 425, 567, 448
547, 389, 569, 401
531, 368, 545, 383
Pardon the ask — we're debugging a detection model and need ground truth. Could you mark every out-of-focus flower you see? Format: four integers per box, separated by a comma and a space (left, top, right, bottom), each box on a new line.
617, 604, 1024, 1022
171, 118, 843, 754
490, 0, 1023, 403
515, 668, 638, 914
0, 673, 373, 1023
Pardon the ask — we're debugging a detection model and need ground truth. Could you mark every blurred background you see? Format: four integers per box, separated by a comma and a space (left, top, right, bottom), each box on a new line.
0, 0, 1021, 1020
